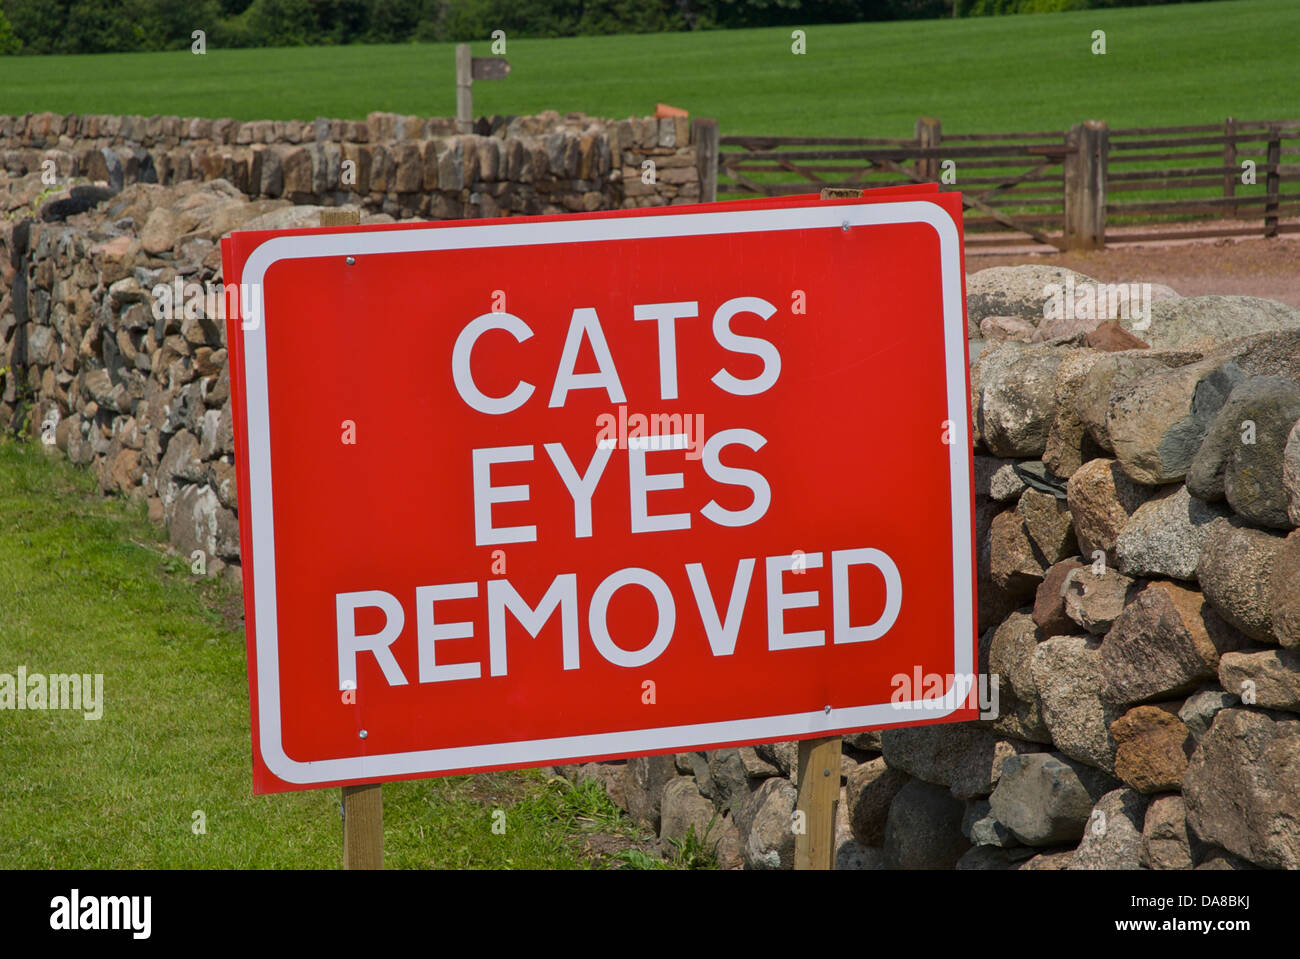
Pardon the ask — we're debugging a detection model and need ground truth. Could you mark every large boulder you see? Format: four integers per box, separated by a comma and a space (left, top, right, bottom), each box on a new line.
1033, 635, 1122, 773
1196, 521, 1286, 642
741, 777, 797, 870
974, 344, 1071, 457
1183, 708, 1300, 869
982, 612, 1052, 743
1107, 357, 1243, 485
1285, 422, 1300, 526
1075, 350, 1198, 451
1069, 788, 1149, 869
988, 752, 1119, 846
1063, 564, 1136, 635
1114, 485, 1232, 581
1140, 794, 1195, 870
1268, 530, 1300, 649
966, 265, 1098, 335
844, 757, 908, 846
882, 779, 969, 868
1129, 296, 1300, 351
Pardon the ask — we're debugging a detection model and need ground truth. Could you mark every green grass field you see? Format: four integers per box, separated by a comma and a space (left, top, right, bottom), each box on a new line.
0, 0, 1296, 137
0, 437, 703, 869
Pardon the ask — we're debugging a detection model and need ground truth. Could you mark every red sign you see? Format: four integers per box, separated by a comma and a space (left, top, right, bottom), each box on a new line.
222, 189, 977, 794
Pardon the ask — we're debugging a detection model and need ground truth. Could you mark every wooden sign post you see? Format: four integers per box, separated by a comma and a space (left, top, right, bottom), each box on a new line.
455, 43, 511, 134
795, 736, 841, 870
320, 207, 384, 871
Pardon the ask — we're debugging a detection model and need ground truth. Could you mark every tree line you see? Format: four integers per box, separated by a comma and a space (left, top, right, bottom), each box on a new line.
0, 0, 1216, 55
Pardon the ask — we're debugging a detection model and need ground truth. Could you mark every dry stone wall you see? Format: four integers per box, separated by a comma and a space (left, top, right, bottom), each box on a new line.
558, 267, 1300, 871
3, 163, 1299, 869
0, 109, 704, 218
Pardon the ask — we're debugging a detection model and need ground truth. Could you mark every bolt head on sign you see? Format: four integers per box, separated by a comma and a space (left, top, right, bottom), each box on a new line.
221, 188, 977, 794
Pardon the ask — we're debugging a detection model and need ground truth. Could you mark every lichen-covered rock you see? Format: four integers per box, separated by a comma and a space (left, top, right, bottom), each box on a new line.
1107, 357, 1243, 485
1063, 564, 1135, 635
975, 344, 1070, 458
1268, 530, 1300, 649
1186, 376, 1300, 526
966, 265, 1098, 334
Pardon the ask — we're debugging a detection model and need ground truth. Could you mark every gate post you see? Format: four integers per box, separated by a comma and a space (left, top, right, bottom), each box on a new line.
1265, 124, 1281, 237
693, 117, 719, 203
915, 117, 941, 182
1064, 120, 1108, 250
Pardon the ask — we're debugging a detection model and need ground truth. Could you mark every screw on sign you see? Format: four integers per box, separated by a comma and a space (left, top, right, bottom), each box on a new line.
220, 184, 977, 870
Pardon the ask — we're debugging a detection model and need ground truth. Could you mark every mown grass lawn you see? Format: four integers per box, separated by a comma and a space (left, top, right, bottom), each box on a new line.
0, 437, 684, 869
0, 0, 1294, 136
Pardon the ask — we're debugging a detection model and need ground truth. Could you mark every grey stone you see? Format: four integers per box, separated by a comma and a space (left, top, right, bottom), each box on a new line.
1178, 686, 1237, 743
963, 798, 1018, 848
741, 777, 797, 870
835, 840, 883, 870
1187, 376, 1300, 508
982, 612, 1051, 742
1269, 530, 1300, 649
1076, 351, 1192, 452
621, 754, 677, 830
1107, 357, 1243, 485
1196, 521, 1285, 642
1115, 485, 1232, 581
955, 845, 1033, 869
1140, 793, 1195, 870
975, 345, 1070, 458
1132, 295, 1300, 350
659, 776, 717, 844
1069, 788, 1148, 869
1218, 649, 1300, 712
883, 779, 969, 869
1285, 421, 1300, 526
1033, 635, 1122, 773
1017, 488, 1078, 564
1063, 564, 1135, 635
1183, 708, 1300, 869
988, 752, 1120, 846
989, 461, 1028, 501
965, 265, 1098, 335
844, 757, 907, 846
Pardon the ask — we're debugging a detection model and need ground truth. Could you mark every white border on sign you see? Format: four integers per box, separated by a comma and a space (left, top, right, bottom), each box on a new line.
239, 201, 973, 785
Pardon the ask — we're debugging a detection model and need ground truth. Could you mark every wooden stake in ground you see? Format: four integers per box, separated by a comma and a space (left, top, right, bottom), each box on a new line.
319, 206, 384, 871
795, 736, 841, 870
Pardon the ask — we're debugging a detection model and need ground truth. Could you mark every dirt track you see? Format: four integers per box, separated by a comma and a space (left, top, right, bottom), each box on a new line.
971, 234, 1300, 308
